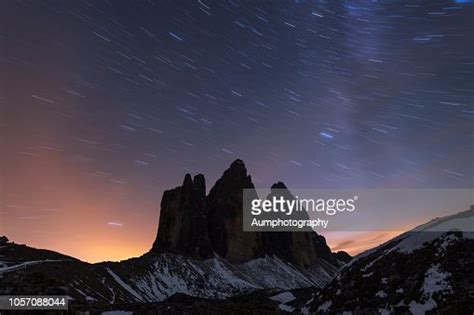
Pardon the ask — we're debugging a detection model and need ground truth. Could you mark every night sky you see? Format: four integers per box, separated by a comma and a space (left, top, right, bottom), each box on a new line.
2, 0, 473, 262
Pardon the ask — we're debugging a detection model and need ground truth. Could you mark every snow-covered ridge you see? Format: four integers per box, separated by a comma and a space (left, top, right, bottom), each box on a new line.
413, 207, 474, 233
110, 253, 335, 303
352, 207, 474, 261
106, 268, 144, 302
0, 260, 65, 274
390, 208, 473, 254
302, 208, 474, 314
0, 241, 337, 305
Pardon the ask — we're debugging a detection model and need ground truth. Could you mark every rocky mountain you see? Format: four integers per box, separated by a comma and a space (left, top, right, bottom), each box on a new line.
297, 207, 474, 314
0, 159, 349, 312
152, 159, 348, 267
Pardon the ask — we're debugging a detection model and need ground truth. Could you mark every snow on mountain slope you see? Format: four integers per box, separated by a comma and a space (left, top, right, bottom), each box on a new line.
0, 241, 339, 306
0, 259, 64, 273
391, 208, 474, 254
103, 252, 336, 303
302, 207, 474, 314
345, 207, 474, 267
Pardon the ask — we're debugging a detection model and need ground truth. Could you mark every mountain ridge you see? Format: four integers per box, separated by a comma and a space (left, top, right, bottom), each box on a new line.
151, 159, 349, 266
0, 159, 350, 311
297, 206, 474, 314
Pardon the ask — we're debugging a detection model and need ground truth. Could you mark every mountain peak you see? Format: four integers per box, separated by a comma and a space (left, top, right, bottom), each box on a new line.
0, 236, 9, 245
271, 181, 287, 189
193, 174, 206, 196
230, 158, 245, 167
221, 159, 248, 179
183, 173, 193, 187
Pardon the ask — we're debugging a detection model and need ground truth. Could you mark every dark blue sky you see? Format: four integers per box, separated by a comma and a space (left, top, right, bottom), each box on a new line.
2, 0, 473, 261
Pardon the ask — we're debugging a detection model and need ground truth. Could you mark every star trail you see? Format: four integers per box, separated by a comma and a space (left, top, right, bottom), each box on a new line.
1, 0, 473, 262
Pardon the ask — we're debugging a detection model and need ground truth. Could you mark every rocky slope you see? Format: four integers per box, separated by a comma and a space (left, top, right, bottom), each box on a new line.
0, 160, 349, 311
0, 240, 335, 311
299, 207, 474, 314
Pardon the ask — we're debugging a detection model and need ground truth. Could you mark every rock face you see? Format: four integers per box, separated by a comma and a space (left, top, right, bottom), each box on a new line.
206, 159, 263, 263
152, 174, 213, 259
261, 181, 344, 267
151, 159, 350, 266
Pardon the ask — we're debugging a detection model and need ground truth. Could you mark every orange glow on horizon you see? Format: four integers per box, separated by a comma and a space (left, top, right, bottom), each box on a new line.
326, 231, 403, 256
2, 144, 449, 264
6, 226, 407, 263
6, 229, 155, 263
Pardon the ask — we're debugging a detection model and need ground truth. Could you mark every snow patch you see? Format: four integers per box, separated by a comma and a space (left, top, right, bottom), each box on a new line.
270, 291, 295, 304
423, 263, 452, 296
409, 299, 437, 315
0, 260, 63, 274
409, 263, 452, 315
106, 268, 143, 302
278, 304, 294, 312
378, 308, 391, 315
318, 300, 332, 312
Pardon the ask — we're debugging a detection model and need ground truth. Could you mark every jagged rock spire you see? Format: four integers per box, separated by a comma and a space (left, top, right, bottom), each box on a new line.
205, 159, 263, 263
152, 173, 213, 259
151, 159, 350, 266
